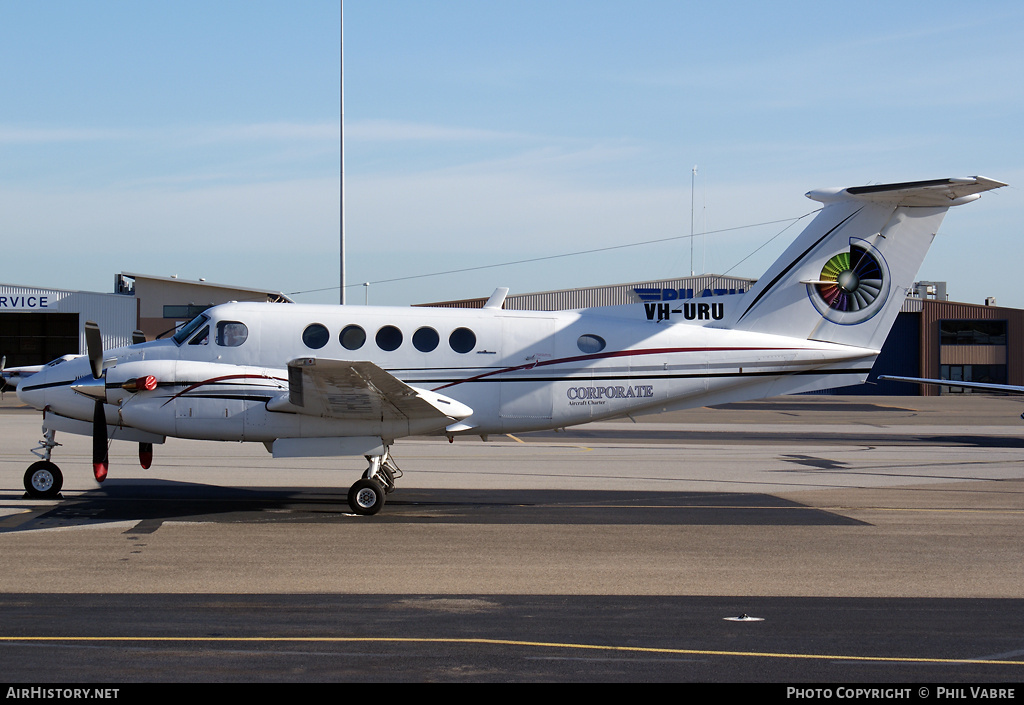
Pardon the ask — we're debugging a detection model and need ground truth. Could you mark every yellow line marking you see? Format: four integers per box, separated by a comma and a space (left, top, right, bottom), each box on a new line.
505, 504, 1024, 513
503, 433, 592, 451
0, 636, 1022, 665
0, 509, 36, 529
816, 506, 1024, 515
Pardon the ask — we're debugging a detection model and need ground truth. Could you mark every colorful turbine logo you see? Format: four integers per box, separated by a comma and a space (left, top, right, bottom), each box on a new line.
808, 242, 889, 324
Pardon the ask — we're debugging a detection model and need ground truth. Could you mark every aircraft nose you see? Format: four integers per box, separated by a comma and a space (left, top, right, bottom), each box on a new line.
15, 357, 80, 410
16, 372, 45, 409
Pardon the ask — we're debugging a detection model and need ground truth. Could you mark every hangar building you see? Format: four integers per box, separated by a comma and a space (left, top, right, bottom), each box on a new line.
0, 285, 136, 368
0, 273, 291, 368
421, 274, 755, 311
114, 272, 292, 341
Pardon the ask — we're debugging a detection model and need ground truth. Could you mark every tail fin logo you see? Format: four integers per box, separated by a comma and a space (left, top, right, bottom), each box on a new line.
807, 238, 890, 325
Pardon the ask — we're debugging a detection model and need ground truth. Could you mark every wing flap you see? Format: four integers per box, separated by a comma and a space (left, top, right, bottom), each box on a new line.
279, 358, 473, 422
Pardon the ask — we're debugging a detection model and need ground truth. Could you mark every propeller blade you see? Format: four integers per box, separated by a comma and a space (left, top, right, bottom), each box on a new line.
139, 442, 153, 469
132, 330, 146, 345
84, 321, 104, 379
92, 400, 108, 482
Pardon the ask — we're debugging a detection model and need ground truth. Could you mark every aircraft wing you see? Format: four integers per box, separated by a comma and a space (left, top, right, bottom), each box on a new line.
274, 358, 473, 423
879, 375, 1024, 394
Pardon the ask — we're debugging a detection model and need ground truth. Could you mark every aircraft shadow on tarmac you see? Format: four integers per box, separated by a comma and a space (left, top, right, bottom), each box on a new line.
919, 434, 1024, 448
7, 479, 868, 532
523, 427, 1024, 448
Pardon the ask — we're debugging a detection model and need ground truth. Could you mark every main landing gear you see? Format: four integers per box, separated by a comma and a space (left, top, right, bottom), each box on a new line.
347, 446, 402, 516
23, 429, 63, 499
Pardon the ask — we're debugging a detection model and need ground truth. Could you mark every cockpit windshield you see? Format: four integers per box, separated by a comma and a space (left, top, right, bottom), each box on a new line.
172, 314, 211, 345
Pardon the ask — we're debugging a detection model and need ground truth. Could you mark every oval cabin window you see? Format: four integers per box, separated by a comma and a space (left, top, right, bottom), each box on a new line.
340, 325, 366, 351
449, 327, 476, 354
413, 327, 440, 352
375, 325, 403, 352
577, 334, 606, 354
302, 323, 330, 350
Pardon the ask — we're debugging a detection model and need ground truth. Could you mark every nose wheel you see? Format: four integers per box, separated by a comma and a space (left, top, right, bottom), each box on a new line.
24, 461, 63, 499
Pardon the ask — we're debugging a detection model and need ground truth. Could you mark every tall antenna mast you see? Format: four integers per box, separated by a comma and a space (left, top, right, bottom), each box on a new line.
701, 169, 707, 274
690, 165, 697, 276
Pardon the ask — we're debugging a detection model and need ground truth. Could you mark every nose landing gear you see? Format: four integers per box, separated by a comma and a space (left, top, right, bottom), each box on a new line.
24, 429, 63, 499
24, 461, 63, 499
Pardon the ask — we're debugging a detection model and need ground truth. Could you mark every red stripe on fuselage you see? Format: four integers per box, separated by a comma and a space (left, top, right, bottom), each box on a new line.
430, 346, 810, 391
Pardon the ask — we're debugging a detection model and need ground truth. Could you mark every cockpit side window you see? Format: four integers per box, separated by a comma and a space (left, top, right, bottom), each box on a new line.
172, 314, 211, 345
216, 321, 248, 347
188, 325, 210, 346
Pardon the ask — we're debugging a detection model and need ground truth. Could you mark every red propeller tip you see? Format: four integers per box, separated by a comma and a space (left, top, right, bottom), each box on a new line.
93, 462, 108, 482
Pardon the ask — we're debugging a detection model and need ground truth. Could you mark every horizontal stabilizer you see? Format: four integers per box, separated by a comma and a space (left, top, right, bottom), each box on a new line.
879, 375, 1024, 394
808, 176, 1006, 207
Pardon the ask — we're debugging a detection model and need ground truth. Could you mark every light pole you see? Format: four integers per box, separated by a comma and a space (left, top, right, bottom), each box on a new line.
339, 1, 346, 305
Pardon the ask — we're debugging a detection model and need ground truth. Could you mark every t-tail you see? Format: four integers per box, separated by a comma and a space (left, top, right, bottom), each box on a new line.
727, 176, 1005, 350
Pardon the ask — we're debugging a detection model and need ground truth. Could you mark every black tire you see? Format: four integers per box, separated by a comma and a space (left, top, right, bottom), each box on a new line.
348, 479, 385, 516
24, 461, 63, 499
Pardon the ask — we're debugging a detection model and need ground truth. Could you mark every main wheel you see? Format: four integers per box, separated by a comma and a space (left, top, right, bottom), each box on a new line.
348, 479, 386, 516
24, 461, 63, 499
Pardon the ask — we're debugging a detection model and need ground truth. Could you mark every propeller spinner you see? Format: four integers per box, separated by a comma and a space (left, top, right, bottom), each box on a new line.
70, 322, 159, 481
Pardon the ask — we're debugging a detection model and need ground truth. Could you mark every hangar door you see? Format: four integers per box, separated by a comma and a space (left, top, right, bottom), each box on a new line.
0, 313, 79, 367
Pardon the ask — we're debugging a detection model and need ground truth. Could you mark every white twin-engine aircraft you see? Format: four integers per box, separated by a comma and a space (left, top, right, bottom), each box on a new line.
16, 176, 1005, 514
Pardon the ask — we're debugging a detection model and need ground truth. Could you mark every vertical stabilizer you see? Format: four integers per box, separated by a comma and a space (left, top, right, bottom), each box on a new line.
729, 177, 1005, 351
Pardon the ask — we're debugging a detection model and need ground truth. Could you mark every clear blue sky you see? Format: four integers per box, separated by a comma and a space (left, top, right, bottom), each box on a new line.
1, 1, 1021, 307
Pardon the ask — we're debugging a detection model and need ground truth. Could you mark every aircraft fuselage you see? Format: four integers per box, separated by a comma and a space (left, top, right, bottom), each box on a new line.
18, 298, 877, 445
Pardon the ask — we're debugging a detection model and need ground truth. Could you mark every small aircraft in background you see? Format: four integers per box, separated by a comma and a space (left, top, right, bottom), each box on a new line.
15, 176, 1005, 514
1, 356, 68, 394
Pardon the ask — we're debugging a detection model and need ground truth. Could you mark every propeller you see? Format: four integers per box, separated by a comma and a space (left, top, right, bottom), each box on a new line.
92, 396, 109, 482
71, 322, 161, 479
139, 442, 153, 469
71, 322, 160, 480
84, 321, 103, 379
84, 321, 108, 482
